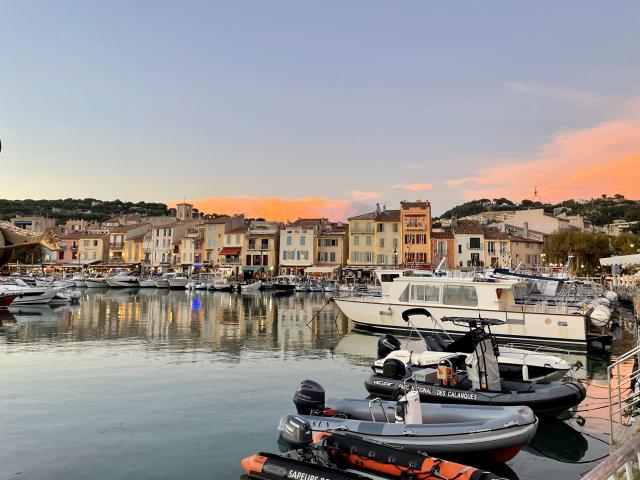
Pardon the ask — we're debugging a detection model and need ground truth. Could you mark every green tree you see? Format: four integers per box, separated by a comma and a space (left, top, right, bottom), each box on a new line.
611, 231, 640, 255
544, 229, 611, 276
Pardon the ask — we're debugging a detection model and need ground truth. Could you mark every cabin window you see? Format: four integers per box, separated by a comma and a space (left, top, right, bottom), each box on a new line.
399, 285, 410, 302
409, 284, 440, 303
380, 273, 399, 283
442, 285, 478, 307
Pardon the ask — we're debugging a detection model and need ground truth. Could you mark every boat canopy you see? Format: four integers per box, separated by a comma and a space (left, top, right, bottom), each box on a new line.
305, 266, 339, 274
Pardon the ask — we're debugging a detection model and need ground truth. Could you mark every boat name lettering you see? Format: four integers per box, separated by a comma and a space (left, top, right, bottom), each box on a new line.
373, 379, 396, 387
417, 386, 478, 401
288, 470, 329, 480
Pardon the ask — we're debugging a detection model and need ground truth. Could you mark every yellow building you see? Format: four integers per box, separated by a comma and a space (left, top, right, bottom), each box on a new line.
77, 234, 108, 263
400, 200, 432, 268
347, 205, 400, 272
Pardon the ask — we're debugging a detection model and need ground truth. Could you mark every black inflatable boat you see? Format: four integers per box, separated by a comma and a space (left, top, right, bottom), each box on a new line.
367, 312, 585, 417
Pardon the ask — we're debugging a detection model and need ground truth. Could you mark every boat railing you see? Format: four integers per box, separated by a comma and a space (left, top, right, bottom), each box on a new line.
608, 340, 640, 445
582, 430, 640, 480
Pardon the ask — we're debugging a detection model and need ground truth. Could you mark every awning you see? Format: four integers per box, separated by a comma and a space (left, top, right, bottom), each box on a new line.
305, 266, 339, 274
600, 254, 640, 267
219, 247, 241, 256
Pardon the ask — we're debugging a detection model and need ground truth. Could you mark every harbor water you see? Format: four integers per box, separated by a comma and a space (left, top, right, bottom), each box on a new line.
0, 289, 630, 480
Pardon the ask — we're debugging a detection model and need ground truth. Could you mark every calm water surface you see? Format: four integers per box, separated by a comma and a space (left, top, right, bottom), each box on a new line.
0, 290, 627, 480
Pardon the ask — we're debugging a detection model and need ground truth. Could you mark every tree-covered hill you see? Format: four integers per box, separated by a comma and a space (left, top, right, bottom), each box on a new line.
0, 198, 169, 223
439, 195, 640, 228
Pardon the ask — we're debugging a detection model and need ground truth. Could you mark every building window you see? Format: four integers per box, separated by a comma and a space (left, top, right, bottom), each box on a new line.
379, 238, 384, 248
354, 236, 360, 246
366, 236, 372, 247
469, 237, 481, 249
377, 223, 384, 233
487, 242, 495, 254
300, 235, 305, 246
500, 242, 508, 254
393, 238, 398, 248
261, 239, 269, 250
83, 240, 89, 247
287, 236, 292, 246
248, 239, 256, 250
470, 253, 480, 265
392, 223, 398, 233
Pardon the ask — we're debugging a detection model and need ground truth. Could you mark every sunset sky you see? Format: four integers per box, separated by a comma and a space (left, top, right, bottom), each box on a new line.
1, 1, 639, 221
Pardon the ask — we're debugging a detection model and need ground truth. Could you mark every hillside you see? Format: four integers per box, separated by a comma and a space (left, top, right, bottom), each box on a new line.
0, 198, 170, 223
439, 195, 640, 229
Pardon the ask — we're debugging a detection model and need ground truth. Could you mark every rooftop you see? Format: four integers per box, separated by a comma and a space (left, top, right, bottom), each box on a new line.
348, 209, 400, 222
451, 219, 484, 235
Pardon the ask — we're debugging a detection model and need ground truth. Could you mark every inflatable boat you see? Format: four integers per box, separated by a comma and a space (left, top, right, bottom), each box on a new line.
368, 313, 586, 417
374, 308, 572, 381
280, 380, 537, 463
243, 416, 508, 480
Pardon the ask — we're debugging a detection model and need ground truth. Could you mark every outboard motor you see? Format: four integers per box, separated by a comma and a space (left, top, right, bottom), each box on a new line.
281, 416, 314, 448
378, 333, 401, 359
293, 379, 325, 415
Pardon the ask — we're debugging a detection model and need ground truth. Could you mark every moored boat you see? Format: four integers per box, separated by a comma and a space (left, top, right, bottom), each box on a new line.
282, 380, 537, 463
366, 319, 586, 417
374, 308, 572, 381
244, 416, 508, 480
106, 271, 140, 288
335, 273, 611, 352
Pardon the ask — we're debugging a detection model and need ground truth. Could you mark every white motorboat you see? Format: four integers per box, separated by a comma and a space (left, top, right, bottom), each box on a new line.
294, 282, 309, 292
106, 271, 140, 288
323, 280, 338, 293
0, 277, 60, 305
139, 278, 157, 288
241, 280, 262, 293
309, 282, 323, 292
85, 274, 108, 288
35, 277, 75, 288
49, 289, 82, 305
72, 273, 87, 288
165, 273, 190, 290
155, 275, 171, 288
334, 273, 611, 352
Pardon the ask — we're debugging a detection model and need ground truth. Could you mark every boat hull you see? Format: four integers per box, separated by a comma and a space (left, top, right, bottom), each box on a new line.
335, 297, 593, 352
282, 399, 537, 463
364, 374, 585, 417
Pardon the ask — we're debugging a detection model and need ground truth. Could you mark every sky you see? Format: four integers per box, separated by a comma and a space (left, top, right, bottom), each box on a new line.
1, 1, 639, 221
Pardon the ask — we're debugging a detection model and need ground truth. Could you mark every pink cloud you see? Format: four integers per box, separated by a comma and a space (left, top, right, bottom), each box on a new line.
349, 190, 380, 200
449, 105, 640, 202
168, 196, 360, 222
399, 182, 433, 192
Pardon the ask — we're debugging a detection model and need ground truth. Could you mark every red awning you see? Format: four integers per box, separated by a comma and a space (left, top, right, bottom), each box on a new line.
219, 247, 241, 256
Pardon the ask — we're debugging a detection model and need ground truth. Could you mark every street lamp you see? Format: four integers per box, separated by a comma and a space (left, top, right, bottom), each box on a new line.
393, 246, 398, 268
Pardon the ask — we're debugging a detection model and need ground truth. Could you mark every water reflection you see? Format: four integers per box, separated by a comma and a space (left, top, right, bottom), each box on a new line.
2, 291, 350, 360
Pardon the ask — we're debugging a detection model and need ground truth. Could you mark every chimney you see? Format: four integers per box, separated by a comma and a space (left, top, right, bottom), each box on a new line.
523, 222, 529, 238
501, 222, 506, 233
375, 203, 381, 215
382, 204, 387, 212
451, 216, 458, 228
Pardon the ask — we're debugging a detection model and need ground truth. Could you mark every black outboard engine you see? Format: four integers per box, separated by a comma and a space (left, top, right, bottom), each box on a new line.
280, 416, 314, 448
377, 334, 401, 359
293, 379, 325, 415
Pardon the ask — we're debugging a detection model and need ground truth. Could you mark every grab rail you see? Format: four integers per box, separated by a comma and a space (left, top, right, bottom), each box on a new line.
368, 398, 390, 423
608, 342, 640, 444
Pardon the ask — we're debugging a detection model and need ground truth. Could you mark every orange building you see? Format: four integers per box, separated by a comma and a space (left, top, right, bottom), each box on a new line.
400, 200, 432, 269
